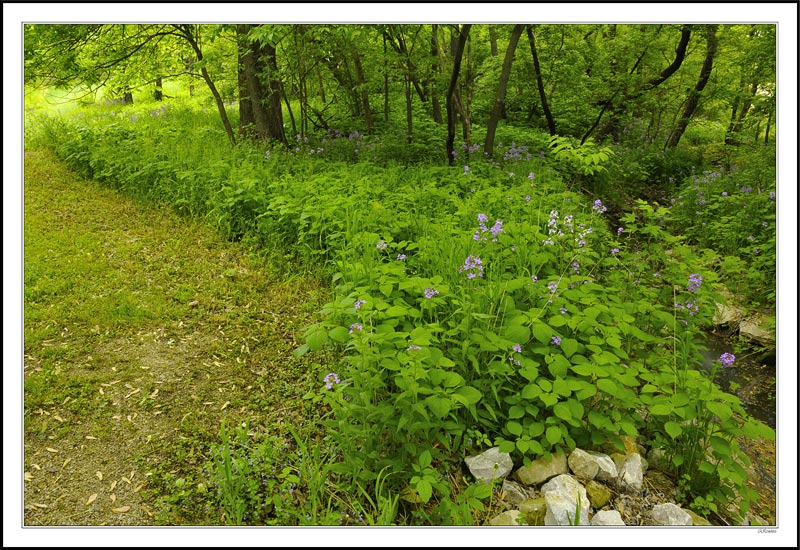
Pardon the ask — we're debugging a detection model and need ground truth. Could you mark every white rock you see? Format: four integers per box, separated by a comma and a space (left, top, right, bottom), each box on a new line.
464, 447, 513, 484
591, 510, 626, 526
650, 503, 692, 526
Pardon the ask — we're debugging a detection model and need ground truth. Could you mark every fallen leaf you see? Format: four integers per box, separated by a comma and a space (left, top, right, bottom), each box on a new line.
133, 482, 146, 493
24, 472, 33, 482
150, 389, 159, 399
86, 493, 98, 506
110, 494, 116, 503
220, 401, 230, 410
141, 506, 153, 518
96, 471, 103, 481
99, 388, 105, 395
33, 503, 48, 509
32, 464, 42, 471
86, 435, 98, 440
121, 477, 131, 485
112, 506, 130, 513
109, 480, 118, 492
62, 458, 72, 469
54, 415, 65, 422
46, 447, 59, 453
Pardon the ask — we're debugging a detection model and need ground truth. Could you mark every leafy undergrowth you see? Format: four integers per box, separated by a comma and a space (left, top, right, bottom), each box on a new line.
23, 148, 329, 525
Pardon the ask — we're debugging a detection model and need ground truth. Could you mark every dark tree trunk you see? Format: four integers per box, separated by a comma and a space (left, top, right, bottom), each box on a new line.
237, 31, 255, 139
430, 24, 443, 124
153, 77, 163, 101
526, 25, 556, 136
353, 51, 374, 132
489, 25, 498, 57
665, 25, 718, 150
483, 24, 524, 157
383, 34, 390, 123
446, 24, 471, 165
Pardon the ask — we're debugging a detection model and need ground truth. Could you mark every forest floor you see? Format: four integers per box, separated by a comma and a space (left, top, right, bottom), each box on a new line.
19, 147, 776, 531
22, 147, 327, 527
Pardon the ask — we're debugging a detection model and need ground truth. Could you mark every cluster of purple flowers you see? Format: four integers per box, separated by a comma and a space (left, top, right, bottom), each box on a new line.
551, 335, 562, 346
323, 372, 341, 389
349, 323, 363, 334
503, 143, 531, 162
423, 287, 439, 299
459, 255, 484, 279
397, 254, 406, 261
592, 199, 607, 214
473, 213, 504, 242
687, 273, 703, 293
718, 352, 735, 368
407, 344, 422, 351
376, 240, 388, 250
675, 300, 700, 316
354, 299, 366, 310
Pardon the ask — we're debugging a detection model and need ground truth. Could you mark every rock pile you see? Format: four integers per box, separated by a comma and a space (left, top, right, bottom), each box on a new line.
464, 439, 719, 526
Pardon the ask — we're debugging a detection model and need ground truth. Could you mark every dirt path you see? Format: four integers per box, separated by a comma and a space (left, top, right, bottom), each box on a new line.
22, 148, 326, 526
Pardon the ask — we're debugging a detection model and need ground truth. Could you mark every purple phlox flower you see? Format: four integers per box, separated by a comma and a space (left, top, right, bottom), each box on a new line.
525, 195, 531, 202
687, 273, 702, 293
721, 192, 728, 197
477, 213, 489, 224
551, 335, 562, 346
611, 248, 620, 254
718, 353, 735, 368
349, 323, 363, 334
463, 165, 470, 175
424, 287, 439, 299
617, 227, 624, 234
407, 344, 422, 351
354, 299, 366, 310
528, 172, 535, 180
509, 172, 515, 178
397, 253, 407, 261
531, 275, 538, 283
458, 255, 484, 279
753, 249, 760, 255
376, 240, 388, 250
490, 220, 504, 237
512, 344, 522, 353
592, 199, 607, 214
323, 372, 341, 389
747, 235, 755, 241
547, 281, 558, 293
560, 307, 568, 315
769, 191, 776, 200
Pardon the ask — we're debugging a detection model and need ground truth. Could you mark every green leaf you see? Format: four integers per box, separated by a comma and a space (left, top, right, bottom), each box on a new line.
664, 421, 683, 439
385, 305, 408, 317
706, 401, 733, 422
507, 421, 523, 436
307, 329, 328, 351
419, 449, 432, 469
528, 422, 545, 437
710, 436, 732, 457
509, 405, 526, 419
379, 283, 393, 297
454, 386, 482, 405
516, 439, 529, 453
548, 355, 571, 378
561, 338, 578, 358
416, 479, 432, 503
596, 378, 618, 397
553, 402, 572, 422
328, 325, 350, 342
650, 403, 672, 416
426, 396, 451, 419
521, 383, 541, 400
545, 426, 562, 445
532, 320, 553, 345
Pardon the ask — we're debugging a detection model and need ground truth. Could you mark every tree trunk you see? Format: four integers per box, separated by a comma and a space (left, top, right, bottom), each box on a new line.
383, 34, 390, 123
665, 25, 718, 150
526, 25, 556, 136
154, 77, 163, 101
489, 25, 498, 57
353, 51, 374, 132
446, 24, 471, 165
764, 109, 771, 145
483, 25, 524, 157
429, 24, 443, 124
178, 25, 236, 146
237, 40, 255, 139
405, 74, 413, 144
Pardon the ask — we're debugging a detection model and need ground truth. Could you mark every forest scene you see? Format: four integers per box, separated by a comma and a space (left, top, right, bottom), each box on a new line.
10, 4, 797, 546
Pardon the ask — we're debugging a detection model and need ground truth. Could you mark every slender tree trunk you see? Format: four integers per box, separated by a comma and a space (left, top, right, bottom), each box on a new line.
405, 74, 413, 144
665, 25, 718, 150
237, 38, 255, 139
446, 24, 471, 165
281, 81, 297, 138
154, 77, 163, 101
483, 25, 524, 157
353, 51, 374, 132
764, 109, 771, 145
178, 25, 236, 146
526, 25, 556, 136
383, 34, 390, 123
489, 25, 498, 56
430, 24, 443, 124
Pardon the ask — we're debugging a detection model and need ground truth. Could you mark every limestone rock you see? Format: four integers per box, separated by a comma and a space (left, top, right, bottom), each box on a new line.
541, 474, 590, 526
489, 509, 524, 526
739, 315, 776, 346
465, 447, 513, 484
650, 503, 692, 525
519, 497, 547, 526
501, 479, 531, 506
616, 453, 645, 493
585, 480, 612, 508
687, 509, 712, 526
591, 510, 626, 526
514, 453, 567, 486
569, 449, 618, 482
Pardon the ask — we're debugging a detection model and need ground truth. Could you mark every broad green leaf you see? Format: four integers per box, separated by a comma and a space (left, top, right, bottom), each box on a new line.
328, 325, 350, 342
650, 403, 672, 416
516, 439, 529, 453
561, 338, 578, 358
426, 396, 451, 419
521, 383, 541, 399
507, 421, 523, 436
385, 305, 408, 317
596, 378, 618, 397
454, 385, 482, 405
307, 329, 328, 351
419, 450, 432, 469
553, 402, 572, 422
664, 421, 683, 439
416, 479, 432, 503
545, 426, 562, 445
706, 401, 733, 421
710, 436, 732, 457
528, 422, 545, 437
508, 405, 526, 419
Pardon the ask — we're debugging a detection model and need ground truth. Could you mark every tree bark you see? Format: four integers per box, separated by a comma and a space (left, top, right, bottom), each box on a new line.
446, 24, 471, 165
177, 25, 236, 146
526, 25, 556, 136
353, 51, 374, 132
665, 25, 718, 149
429, 24, 443, 124
153, 77, 163, 101
483, 24, 524, 157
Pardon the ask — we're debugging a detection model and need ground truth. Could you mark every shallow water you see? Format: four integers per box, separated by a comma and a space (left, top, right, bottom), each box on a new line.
697, 330, 776, 429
